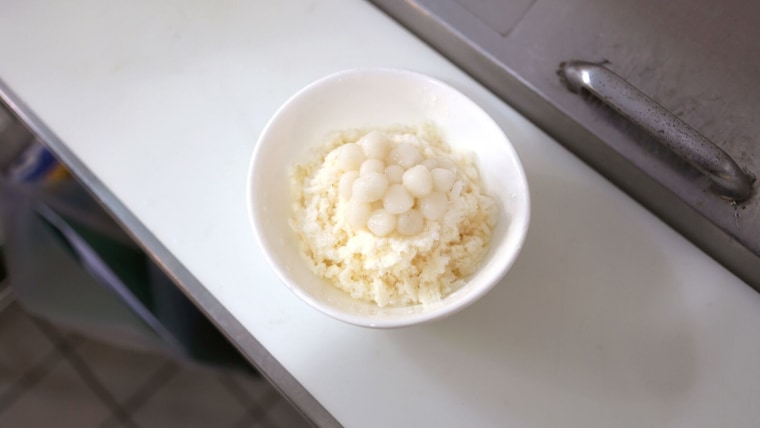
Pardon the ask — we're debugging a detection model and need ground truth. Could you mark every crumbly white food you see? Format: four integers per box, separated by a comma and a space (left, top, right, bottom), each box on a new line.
289, 124, 496, 307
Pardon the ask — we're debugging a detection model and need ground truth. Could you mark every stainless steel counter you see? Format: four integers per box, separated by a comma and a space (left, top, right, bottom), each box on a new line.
371, 0, 760, 290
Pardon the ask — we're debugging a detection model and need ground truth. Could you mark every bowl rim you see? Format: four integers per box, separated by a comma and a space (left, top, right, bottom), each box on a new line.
248, 67, 530, 328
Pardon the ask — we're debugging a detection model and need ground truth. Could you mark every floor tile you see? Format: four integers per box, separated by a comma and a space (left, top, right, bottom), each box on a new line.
0, 303, 57, 397
225, 373, 311, 428
72, 337, 172, 404
266, 396, 312, 428
0, 357, 111, 428
230, 372, 280, 402
232, 397, 311, 428
231, 414, 273, 428
132, 365, 247, 428
0, 303, 311, 428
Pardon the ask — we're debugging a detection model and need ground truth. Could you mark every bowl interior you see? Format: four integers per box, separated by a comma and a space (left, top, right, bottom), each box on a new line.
249, 68, 529, 328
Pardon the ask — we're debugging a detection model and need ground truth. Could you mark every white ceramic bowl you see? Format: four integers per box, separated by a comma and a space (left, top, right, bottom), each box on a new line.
248, 68, 530, 328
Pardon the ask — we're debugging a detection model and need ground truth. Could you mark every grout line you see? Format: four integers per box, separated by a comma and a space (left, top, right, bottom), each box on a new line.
95, 360, 179, 428
121, 360, 180, 414
120, 360, 179, 412
0, 339, 65, 414
222, 375, 288, 428
30, 320, 139, 428
219, 375, 268, 428
244, 388, 286, 428
0, 353, 61, 413
66, 354, 138, 428
0, 308, 73, 414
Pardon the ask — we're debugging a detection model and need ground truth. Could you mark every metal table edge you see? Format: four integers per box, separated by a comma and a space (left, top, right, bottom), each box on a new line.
0, 77, 341, 428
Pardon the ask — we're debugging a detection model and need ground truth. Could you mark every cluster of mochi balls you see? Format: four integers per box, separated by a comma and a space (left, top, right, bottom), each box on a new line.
335, 131, 457, 237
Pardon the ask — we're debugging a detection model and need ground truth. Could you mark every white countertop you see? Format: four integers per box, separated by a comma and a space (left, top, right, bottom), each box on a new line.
2, 1, 760, 426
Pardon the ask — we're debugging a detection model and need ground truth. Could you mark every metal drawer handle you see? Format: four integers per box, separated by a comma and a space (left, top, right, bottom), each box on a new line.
558, 60, 753, 201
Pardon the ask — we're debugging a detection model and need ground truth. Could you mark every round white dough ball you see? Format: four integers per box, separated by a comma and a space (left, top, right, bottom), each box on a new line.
385, 164, 405, 184
435, 156, 456, 171
431, 168, 455, 193
399, 134, 422, 145
367, 209, 396, 237
338, 171, 359, 199
422, 158, 438, 170
388, 142, 423, 168
359, 131, 392, 159
336, 143, 365, 171
351, 172, 389, 203
346, 200, 372, 229
359, 158, 385, 176
419, 192, 448, 220
397, 209, 424, 236
383, 184, 414, 214
402, 164, 433, 197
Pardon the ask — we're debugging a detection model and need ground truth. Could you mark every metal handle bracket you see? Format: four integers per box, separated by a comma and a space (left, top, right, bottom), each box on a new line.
558, 60, 753, 201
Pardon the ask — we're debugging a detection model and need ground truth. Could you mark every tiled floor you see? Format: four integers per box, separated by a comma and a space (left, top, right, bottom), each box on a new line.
0, 300, 311, 428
